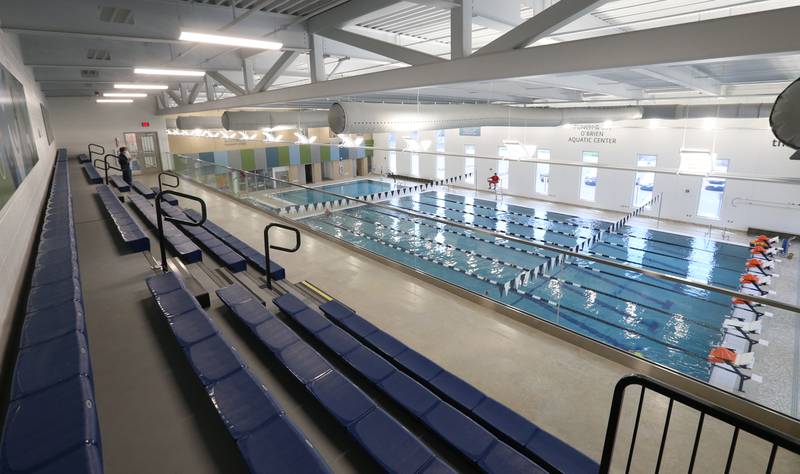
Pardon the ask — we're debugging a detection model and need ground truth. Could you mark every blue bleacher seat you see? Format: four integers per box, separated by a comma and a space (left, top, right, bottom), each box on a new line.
237, 417, 331, 474
82, 163, 102, 184
184, 208, 285, 280
109, 175, 130, 192
132, 181, 155, 198
378, 371, 439, 417
78, 154, 91, 163
97, 185, 149, 252
146, 272, 331, 473
319, 298, 600, 474
343, 346, 395, 383
423, 403, 494, 461
215, 287, 271, 327
128, 193, 202, 264
217, 285, 454, 473
315, 325, 360, 356
210, 370, 281, 439
151, 187, 178, 205
159, 203, 245, 273
11, 331, 91, 400
273, 293, 307, 316
32, 444, 103, 474
20, 302, 85, 348
1, 376, 100, 473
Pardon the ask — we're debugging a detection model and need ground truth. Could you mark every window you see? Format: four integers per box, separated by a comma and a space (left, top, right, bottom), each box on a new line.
697, 159, 729, 219
388, 133, 397, 173
633, 154, 656, 208
580, 151, 599, 202
436, 130, 446, 180
464, 144, 475, 184
535, 149, 550, 195
497, 160, 509, 190
410, 131, 419, 176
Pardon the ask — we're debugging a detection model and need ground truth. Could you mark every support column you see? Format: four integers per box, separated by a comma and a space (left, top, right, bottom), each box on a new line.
309, 34, 326, 83
450, 0, 472, 59
204, 74, 216, 101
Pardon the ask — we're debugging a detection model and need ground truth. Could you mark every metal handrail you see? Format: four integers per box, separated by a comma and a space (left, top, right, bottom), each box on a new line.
87, 143, 104, 163
170, 154, 800, 314
263, 223, 301, 289
599, 374, 800, 473
158, 171, 180, 193
99, 154, 123, 185
155, 190, 207, 272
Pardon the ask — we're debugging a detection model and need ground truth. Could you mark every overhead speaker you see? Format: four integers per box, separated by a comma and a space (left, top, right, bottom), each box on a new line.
770, 77, 800, 160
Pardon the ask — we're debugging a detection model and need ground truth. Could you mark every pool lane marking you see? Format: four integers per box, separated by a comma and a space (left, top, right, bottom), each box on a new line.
357, 206, 733, 308
422, 191, 748, 258
390, 198, 739, 288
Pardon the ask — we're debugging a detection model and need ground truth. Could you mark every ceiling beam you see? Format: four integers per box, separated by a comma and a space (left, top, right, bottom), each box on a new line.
188, 82, 202, 104
306, 0, 399, 33
205, 74, 217, 101
206, 71, 246, 96
635, 66, 723, 96
166, 89, 184, 106
476, 0, 610, 55
309, 34, 326, 83
525, 75, 646, 99
255, 51, 299, 92
450, 0, 472, 59
317, 29, 444, 65
158, 6, 800, 114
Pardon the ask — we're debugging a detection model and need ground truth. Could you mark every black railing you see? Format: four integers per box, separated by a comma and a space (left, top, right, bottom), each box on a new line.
600, 374, 800, 473
95, 154, 123, 185
155, 190, 206, 272
88, 143, 104, 163
158, 171, 180, 194
263, 223, 301, 289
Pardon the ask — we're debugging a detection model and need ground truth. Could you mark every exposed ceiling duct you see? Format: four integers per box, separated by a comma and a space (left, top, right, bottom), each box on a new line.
328, 102, 644, 134
176, 116, 224, 130
642, 103, 773, 120
221, 110, 329, 131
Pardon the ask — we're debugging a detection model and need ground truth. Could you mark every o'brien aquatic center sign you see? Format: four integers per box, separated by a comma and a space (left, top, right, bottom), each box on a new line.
567, 124, 617, 144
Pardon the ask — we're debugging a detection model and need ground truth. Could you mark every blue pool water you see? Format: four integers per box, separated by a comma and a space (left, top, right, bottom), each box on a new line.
275, 179, 399, 205
301, 191, 750, 381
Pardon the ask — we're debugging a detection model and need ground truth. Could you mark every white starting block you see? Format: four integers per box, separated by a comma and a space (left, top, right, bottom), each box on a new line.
724, 318, 762, 334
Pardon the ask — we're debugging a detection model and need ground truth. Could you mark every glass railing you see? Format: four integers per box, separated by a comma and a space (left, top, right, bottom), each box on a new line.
165, 152, 800, 424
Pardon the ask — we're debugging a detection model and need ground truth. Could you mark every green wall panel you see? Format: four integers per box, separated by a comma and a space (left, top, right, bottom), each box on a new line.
240, 149, 255, 170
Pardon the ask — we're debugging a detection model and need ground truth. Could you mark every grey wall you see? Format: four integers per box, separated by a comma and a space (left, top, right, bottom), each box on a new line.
0, 29, 57, 366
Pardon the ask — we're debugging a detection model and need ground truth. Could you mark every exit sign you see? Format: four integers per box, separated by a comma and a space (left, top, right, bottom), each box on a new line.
141, 121, 150, 127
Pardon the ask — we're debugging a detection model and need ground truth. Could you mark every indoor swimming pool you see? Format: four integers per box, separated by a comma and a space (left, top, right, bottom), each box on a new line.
273, 179, 400, 205
301, 191, 750, 381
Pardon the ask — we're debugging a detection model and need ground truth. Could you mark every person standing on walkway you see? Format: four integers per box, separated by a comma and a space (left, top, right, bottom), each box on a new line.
117, 146, 133, 185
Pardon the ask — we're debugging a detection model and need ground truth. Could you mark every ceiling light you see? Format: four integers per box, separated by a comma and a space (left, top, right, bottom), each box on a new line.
134, 68, 205, 77
179, 31, 282, 50
103, 92, 147, 98
114, 83, 168, 90
96, 99, 133, 103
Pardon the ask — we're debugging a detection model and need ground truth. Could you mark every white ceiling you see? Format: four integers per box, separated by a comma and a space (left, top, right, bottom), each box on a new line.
1, 0, 799, 109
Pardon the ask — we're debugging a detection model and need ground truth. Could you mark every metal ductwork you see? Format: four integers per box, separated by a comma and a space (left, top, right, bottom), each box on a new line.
642, 103, 773, 120
328, 102, 644, 134
176, 116, 224, 130
221, 110, 329, 131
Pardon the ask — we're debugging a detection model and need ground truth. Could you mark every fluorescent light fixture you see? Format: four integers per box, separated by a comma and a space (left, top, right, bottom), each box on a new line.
114, 83, 168, 90
96, 99, 133, 103
294, 132, 316, 144
337, 134, 364, 148
703, 118, 717, 131
103, 92, 147, 98
134, 67, 205, 77
402, 137, 430, 152
179, 31, 282, 50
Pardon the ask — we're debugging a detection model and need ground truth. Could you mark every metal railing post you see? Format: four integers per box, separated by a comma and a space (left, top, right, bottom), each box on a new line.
88, 143, 104, 163
263, 223, 301, 289
155, 190, 207, 272
102, 154, 123, 185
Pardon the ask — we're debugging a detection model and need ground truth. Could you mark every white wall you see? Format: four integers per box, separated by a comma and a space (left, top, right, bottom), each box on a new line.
0, 30, 57, 361
373, 120, 800, 234
47, 97, 170, 159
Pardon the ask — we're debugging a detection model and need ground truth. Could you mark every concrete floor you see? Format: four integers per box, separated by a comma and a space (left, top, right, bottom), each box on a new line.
69, 164, 799, 473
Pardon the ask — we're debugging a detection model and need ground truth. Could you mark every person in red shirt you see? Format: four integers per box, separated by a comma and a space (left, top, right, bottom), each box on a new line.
488, 173, 499, 190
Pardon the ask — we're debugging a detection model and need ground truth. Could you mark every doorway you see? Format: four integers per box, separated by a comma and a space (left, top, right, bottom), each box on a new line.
124, 132, 161, 172
304, 164, 313, 183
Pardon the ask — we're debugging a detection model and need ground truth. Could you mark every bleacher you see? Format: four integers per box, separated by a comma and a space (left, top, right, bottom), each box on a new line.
216, 284, 458, 474
82, 162, 103, 184
185, 208, 285, 280
0, 149, 103, 474
109, 175, 130, 192
315, 297, 598, 473
158, 202, 247, 273
132, 181, 155, 198
96, 185, 150, 252
127, 193, 202, 264
146, 272, 332, 474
